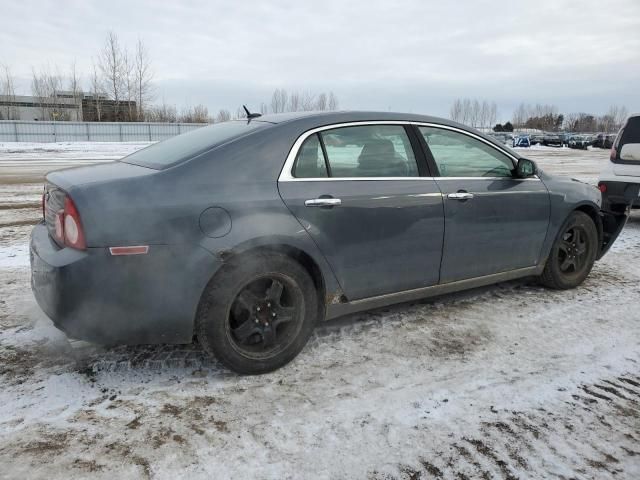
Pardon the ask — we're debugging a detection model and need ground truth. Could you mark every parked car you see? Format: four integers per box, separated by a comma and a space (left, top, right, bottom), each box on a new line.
513, 135, 531, 148
599, 113, 640, 210
592, 133, 608, 148
31, 111, 628, 374
568, 134, 591, 150
488, 132, 513, 145
542, 133, 563, 147
604, 134, 617, 149
530, 134, 545, 145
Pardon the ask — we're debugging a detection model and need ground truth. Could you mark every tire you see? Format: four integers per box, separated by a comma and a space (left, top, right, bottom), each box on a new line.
195, 252, 319, 374
539, 211, 598, 289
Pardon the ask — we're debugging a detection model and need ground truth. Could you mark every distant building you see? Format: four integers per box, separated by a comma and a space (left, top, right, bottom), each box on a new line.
81, 94, 137, 122
0, 92, 136, 122
0, 92, 82, 121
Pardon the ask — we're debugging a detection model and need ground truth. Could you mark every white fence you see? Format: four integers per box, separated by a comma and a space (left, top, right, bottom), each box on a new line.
0, 121, 207, 143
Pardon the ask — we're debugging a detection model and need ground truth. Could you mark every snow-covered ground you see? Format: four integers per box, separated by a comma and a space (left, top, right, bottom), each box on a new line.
0, 141, 152, 160
1, 144, 639, 479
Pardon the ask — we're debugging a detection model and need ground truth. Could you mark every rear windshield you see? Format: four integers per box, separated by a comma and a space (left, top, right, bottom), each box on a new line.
122, 121, 269, 169
619, 116, 640, 147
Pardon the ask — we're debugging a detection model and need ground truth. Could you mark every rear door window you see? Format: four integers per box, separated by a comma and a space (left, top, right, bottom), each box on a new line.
292, 124, 419, 178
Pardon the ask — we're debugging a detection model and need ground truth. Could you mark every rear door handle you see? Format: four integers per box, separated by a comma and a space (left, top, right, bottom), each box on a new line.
447, 192, 474, 201
305, 198, 342, 207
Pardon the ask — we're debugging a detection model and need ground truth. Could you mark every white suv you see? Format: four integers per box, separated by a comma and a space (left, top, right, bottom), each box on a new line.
599, 114, 640, 211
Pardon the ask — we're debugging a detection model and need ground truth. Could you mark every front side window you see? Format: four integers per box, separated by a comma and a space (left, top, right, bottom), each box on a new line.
419, 127, 514, 178
292, 124, 419, 178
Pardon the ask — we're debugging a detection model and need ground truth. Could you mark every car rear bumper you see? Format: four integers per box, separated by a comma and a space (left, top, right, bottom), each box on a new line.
596, 182, 640, 259
599, 180, 640, 211
30, 223, 220, 345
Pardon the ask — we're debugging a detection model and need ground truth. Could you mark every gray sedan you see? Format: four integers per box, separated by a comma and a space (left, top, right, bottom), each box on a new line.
30, 112, 629, 374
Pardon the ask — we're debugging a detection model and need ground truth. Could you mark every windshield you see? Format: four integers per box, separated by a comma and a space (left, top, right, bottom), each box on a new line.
122, 121, 269, 169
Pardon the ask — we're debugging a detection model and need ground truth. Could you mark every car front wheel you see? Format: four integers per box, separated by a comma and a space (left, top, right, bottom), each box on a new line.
196, 252, 319, 374
539, 211, 598, 289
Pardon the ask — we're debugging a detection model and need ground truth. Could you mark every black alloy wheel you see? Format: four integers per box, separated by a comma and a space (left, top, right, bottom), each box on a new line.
227, 274, 303, 359
539, 211, 598, 289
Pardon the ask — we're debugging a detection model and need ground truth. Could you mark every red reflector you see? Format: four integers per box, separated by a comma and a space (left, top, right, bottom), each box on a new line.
598, 183, 607, 193
109, 246, 149, 256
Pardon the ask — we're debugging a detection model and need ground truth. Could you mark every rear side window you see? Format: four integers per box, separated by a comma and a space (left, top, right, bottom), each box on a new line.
292, 125, 419, 178
122, 121, 268, 169
619, 117, 640, 148
419, 127, 514, 178
615, 117, 640, 163
293, 134, 328, 178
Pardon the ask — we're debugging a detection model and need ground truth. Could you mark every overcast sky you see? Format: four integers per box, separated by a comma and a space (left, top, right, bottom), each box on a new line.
2, 0, 639, 120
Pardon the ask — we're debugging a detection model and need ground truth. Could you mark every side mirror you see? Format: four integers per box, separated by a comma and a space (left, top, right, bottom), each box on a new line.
516, 158, 537, 178
620, 143, 640, 161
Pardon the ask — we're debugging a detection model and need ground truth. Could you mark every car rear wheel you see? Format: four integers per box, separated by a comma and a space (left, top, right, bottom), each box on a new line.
539, 211, 598, 289
196, 252, 319, 374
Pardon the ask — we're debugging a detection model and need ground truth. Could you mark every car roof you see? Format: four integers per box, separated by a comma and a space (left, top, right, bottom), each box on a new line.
248, 110, 518, 158
253, 110, 460, 128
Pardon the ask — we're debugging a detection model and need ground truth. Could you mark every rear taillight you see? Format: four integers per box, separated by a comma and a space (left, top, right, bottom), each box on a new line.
51, 194, 86, 250
62, 196, 86, 250
598, 183, 607, 193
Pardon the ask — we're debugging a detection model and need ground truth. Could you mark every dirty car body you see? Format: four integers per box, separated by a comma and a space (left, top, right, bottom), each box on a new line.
30, 111, 628, 373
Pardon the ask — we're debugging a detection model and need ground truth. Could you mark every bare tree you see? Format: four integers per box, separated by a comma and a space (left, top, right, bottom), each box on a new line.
259, 102, 268, 115
512, 103, 527, 129
449, 98, 463, 122
235, 106, 247, 119
271, 88, 288, 113
606, 105, 629, 130
489, 102, 497, 129
31, 66, 66, 120
68, 61, 83, 120
89, 62, 104, 121
146, 100, 177, 122
301, 91, 316, 111
99, 31, 126, 120
123, 51, 136, 121
328, 91, 338, 111
0, 63, 18, 120
288, 92, 301, 112
316, 92, 327, 111
180, 104, 209, 123
216, 109, 231, 122
31, 67, 49, 119
134, 38, 154, 121
462, 98, 471, 125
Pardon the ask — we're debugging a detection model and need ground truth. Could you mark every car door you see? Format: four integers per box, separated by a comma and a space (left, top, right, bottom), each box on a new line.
416, 125, 550, 284
278, 123, 444, 300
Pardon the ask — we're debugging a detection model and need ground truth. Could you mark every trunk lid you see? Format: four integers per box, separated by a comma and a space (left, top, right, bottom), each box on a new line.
46, 161, 155, 191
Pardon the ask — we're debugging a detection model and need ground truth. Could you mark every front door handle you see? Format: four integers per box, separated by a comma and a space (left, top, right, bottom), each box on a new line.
305, 198, 342, 207
447, 192, 474, 201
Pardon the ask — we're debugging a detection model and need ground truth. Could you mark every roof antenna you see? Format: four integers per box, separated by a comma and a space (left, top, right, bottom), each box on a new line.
243, 105, 262, 121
